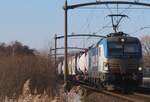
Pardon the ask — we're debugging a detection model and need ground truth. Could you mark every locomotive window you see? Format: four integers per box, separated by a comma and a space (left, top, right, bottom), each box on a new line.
109, 43, 122, 49
108, 43, 123, 56
124, 43, 140, 53
108, 42, 141, 57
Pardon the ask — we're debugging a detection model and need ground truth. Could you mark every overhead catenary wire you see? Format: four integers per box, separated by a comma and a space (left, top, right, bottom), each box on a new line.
105, 4, 113, 14
75, 1, 150, 34
79, 6, 98, 48
81, 3, 131, 34
85, 6, 97, 48
95, 21, 112, 34
130, 25, 150, 35
119, 4, 132, 14
85, 4, 114, 44
78, 7, 96, 33
76, 8, 95, 48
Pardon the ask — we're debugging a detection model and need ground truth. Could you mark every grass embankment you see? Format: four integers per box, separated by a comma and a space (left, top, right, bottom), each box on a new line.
0, 55, 58, 100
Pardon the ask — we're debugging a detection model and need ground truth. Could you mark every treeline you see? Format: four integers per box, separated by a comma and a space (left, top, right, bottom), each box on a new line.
0, 41, 36, 57
141, 35, 150, 68
0, 41, 57, 99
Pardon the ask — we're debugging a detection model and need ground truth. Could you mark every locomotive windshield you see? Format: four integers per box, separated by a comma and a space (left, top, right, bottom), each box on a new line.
124, 43, 139, 53
108, 42, 141, 58
109, 43, 123, 56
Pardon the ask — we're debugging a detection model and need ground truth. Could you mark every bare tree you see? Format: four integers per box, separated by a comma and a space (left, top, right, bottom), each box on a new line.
141, 35, 150, 67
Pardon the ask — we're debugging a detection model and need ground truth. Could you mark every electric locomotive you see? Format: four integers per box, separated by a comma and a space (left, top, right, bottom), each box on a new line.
86, 32, 143, 90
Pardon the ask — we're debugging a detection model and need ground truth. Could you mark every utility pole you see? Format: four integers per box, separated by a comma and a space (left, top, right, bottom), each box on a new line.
54, 34, 57, 74
64, 0, 69, 92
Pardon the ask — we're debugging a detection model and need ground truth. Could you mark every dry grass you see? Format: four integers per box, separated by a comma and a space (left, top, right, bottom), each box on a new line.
0, 55, 58, 99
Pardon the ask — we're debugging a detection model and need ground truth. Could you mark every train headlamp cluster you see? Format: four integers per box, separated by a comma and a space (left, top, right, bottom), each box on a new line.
121, 38, 125, 42
138, 67, 142, 71
104, 63, 109, 71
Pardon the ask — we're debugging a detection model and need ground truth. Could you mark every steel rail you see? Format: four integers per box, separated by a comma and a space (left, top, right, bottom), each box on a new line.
66, 1, 150, 10
102, 91, 145, 102
80, 84, 144, 102
127, 93, 150, 102
136, 86, 150, 94
134, 93, 150, 99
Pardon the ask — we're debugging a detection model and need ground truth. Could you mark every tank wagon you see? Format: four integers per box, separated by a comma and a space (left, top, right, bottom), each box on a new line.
58, 32, 143, 90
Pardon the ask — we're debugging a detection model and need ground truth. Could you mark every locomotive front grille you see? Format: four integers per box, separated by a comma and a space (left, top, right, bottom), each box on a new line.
127, 64, 137, 69
109, 63, 120, 73
127, 64, 137, 72
109, 63, 120, 69
109, 63, 138, 73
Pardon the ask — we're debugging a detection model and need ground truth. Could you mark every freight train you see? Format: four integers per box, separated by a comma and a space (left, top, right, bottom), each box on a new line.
58, 32, 143, 91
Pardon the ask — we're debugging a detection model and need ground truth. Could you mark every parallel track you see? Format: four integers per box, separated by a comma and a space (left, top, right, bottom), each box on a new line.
76, 81, 150, 102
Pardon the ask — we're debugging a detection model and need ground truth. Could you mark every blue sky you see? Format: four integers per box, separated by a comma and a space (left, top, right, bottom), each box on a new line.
0, 0, 150, 51
0, 0, 64, 50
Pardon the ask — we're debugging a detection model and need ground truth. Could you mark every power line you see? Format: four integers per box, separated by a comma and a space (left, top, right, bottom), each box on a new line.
95, 21, 112, 34
78, 8, 95, 33
131, 26, 150, 34
119, 4, 132, 14
105, 4, 113, 14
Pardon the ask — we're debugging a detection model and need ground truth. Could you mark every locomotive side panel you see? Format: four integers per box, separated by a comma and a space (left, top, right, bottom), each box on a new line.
98, 39, 109, 73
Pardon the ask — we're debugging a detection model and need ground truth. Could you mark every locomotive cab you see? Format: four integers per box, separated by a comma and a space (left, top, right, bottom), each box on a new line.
98, 32, 143, 89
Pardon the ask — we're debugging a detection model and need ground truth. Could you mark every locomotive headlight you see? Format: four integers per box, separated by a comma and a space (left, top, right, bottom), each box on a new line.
138, 67, 142, 71
104, 63, 109, 71
121, 38, 125, 42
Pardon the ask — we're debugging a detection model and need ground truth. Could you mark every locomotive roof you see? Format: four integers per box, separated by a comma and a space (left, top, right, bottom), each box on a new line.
106, 32, 140, 43
107, 36, 140, 43
95, 32, 140, 46
90, 32, 141, 49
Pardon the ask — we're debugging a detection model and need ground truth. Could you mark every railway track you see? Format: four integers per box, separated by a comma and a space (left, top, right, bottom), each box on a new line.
136, 86, 150, 94
102, 91, 150, 102
76, 81, 150, 102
